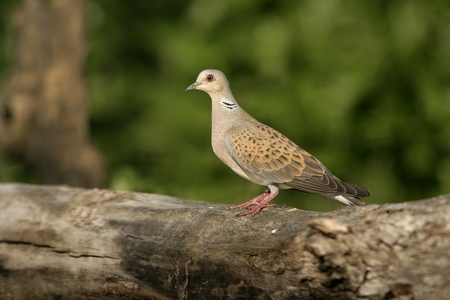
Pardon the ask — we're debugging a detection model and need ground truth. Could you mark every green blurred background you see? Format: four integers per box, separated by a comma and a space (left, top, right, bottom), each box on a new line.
1, 0, 449, 211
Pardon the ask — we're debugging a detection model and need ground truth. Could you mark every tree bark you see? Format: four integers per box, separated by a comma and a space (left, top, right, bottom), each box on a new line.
0, 0, 104, 188
0, 184, 448, 299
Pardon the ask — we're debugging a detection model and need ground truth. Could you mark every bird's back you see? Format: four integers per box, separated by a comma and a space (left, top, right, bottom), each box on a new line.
224, 118, 371, 201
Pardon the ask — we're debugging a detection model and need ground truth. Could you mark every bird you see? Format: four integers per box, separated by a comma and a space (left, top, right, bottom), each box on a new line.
185, 69, 371, 215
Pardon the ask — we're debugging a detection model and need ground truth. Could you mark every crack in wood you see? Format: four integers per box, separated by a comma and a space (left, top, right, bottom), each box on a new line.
0, 240, 53, 249
0, 240, 119, 260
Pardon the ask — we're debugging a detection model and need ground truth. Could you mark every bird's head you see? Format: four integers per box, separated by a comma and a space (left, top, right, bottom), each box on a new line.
185, 69, 230, 96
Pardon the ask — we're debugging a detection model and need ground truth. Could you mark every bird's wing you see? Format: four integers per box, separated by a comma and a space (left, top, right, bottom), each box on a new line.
224, 121, 366, 196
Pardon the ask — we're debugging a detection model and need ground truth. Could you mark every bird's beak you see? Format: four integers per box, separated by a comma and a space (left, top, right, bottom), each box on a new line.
185, 82, 201, 92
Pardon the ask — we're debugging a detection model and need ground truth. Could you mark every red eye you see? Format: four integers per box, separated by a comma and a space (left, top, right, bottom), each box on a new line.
206, 74, 214, 82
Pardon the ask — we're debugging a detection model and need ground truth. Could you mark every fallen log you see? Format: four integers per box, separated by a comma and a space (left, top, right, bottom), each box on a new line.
0, 183, 448, 299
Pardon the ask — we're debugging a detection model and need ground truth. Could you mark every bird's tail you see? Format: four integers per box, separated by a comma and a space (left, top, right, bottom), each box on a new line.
321, 194, 366, 206
325, 181, 371, 206
287, 173, 371, 206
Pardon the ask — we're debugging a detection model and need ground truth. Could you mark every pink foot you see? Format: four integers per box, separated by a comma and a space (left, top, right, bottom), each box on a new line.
232, 193, 267, 210
232, 190, 279, 216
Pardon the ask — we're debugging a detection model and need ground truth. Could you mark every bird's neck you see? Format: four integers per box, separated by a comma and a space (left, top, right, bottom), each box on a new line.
211, 93, 241, 119
211, 93, 243, 141
210, 90, 239, 110
219, 97, 239, 112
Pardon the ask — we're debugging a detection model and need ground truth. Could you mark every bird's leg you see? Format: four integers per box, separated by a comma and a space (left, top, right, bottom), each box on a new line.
231, 193, 268, 210
232, 185, 280, 215
240, 190, 279, 216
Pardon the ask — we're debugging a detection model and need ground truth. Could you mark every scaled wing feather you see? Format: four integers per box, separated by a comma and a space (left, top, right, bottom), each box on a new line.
224, 121, 370, 197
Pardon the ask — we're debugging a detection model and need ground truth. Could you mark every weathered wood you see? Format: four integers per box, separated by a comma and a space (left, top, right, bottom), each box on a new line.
0, 184, 449, 299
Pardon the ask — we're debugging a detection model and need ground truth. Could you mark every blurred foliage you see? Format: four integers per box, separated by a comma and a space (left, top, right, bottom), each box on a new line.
1, 0, 450, 211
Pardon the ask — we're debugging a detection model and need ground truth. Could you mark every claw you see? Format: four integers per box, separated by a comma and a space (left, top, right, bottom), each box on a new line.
232, 190, 279, 215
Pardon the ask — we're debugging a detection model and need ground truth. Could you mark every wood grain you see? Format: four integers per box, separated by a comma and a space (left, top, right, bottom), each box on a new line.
0, 184, 449, 299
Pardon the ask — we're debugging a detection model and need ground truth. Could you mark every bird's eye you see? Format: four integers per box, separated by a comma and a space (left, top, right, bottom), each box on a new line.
206, 74, 214, 82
